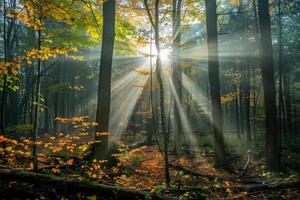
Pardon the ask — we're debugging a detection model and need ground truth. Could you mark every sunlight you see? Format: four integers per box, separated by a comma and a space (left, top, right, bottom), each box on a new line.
139, 44, 171, 62
159, 48, 171, 62
109, 61, 150, 137
182, 73, 211, 119
168, 76, 198, 149
3, 0, 297, 198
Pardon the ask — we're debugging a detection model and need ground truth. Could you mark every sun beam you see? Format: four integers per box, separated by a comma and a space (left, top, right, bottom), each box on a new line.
159, 48, 171, 62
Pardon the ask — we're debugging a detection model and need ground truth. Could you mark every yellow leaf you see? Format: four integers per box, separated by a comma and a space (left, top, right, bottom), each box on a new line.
10, 140, 18, 145
49, 136, 55, 140
66, 159, 74, 166
51, 168, 61, 174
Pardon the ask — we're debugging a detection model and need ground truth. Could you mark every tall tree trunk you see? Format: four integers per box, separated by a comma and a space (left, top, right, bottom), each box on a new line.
154, 0, 170, 185
53, 67, 60, 133
172, 0, 183, 155
252, 0, 260, 140
277, 0, 287, 141
32, 28, 42, 172
234, 85, 241, 139
245, 65, 252, 145
93, 0, 115, 159
239, 85, 245, 135
44, 80, 49, 133
19, 64, 34, 125
5, 0, 18, 127
257, 0, 281, 170
204, 0, 227, 167
240, 0, 251, 145
292, 79, 297, 135
147, 26, 155, 145
1, 0, 8, 151
144, 0, 170, 184
284, 73, 292, 135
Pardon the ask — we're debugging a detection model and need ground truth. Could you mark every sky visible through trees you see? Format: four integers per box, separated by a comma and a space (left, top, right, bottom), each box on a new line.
1, 0, 300, 199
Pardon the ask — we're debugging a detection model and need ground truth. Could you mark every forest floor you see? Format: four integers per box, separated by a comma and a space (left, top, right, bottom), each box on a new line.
1, 130, 300, 199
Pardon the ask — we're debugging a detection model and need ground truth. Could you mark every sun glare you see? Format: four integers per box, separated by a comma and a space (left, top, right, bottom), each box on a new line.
140, 44, 171, 62
159, 48, 171, 61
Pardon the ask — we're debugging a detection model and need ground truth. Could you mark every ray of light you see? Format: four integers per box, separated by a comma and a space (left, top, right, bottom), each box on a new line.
109, 61, 151, 138
167, 75, 198, 149
109, 86, 147, 137
181, 72, 211, 120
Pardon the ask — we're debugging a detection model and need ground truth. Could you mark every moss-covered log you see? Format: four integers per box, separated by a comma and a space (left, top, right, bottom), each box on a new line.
0, 168, 177, 200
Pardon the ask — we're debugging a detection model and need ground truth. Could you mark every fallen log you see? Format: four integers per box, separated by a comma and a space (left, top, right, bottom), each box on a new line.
234, 180, 300, 192
0, 168, 176, 200
169, 163, 233, 181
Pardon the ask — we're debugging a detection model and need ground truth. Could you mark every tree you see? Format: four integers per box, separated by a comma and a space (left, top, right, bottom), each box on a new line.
238, 0, 251, 145
1, 0, 8, 150
278, 0, 286, 140
204, 0, 227, 167
257, 0, 281, 170
251, 0, 259, 140
32, 26, 42, 172
172, 0, 183, 155
93, 0, 116, 159
144, 0, 170, 184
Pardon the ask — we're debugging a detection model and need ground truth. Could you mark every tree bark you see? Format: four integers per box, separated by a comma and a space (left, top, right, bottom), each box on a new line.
234, 85, 241, 139
172, 0, 183, 155
1, 0, 7, 151
144, 0, 171, 184
0, 168, 176, 200
257, 0, 281, 170
32, 28, 42, 172
204, 0, 227, 167
93, 0, 116, 160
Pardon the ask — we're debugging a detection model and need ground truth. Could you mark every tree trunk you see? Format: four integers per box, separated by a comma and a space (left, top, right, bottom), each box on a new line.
154, 0, 170, 185
93, 0, 115, 159
234, 85, 241, 139
245, 65, 251, 145
172, 0, 183, 155
1, 0, 7, 150
252, 0, 259, 140
0, 168, 176, 200
257, 0, 281, 170
147, 26, 156, 145
204, 0, 227, 167
144, 0, 171, 184
239, 0, 251, 145
278, 0, 287, 141
32, 28, 42, 172
284, 73, 292, 135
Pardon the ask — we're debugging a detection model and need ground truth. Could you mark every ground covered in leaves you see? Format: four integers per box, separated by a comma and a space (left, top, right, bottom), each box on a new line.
1, 140, 300, 199
1, 118, 300, 199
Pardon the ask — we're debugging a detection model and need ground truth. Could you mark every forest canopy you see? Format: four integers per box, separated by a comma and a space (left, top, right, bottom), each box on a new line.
1, 0, 300, 199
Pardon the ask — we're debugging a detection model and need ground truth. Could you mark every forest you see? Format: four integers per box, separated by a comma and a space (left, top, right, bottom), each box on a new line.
1, 0, 300, 199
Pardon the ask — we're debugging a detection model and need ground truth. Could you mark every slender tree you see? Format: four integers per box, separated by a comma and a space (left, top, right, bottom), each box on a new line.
32, 25, 42, 172
257, 0, 281, 170
204, 0, 227, 167
1, 0, 7, 150
252, 0, 259, 140
147, 26, 156, 145
93, 0, 116, 159
234, 85, 241, 139
172, 0, 183, 154
144, 0, 170, 184
278, 0, 287, 140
